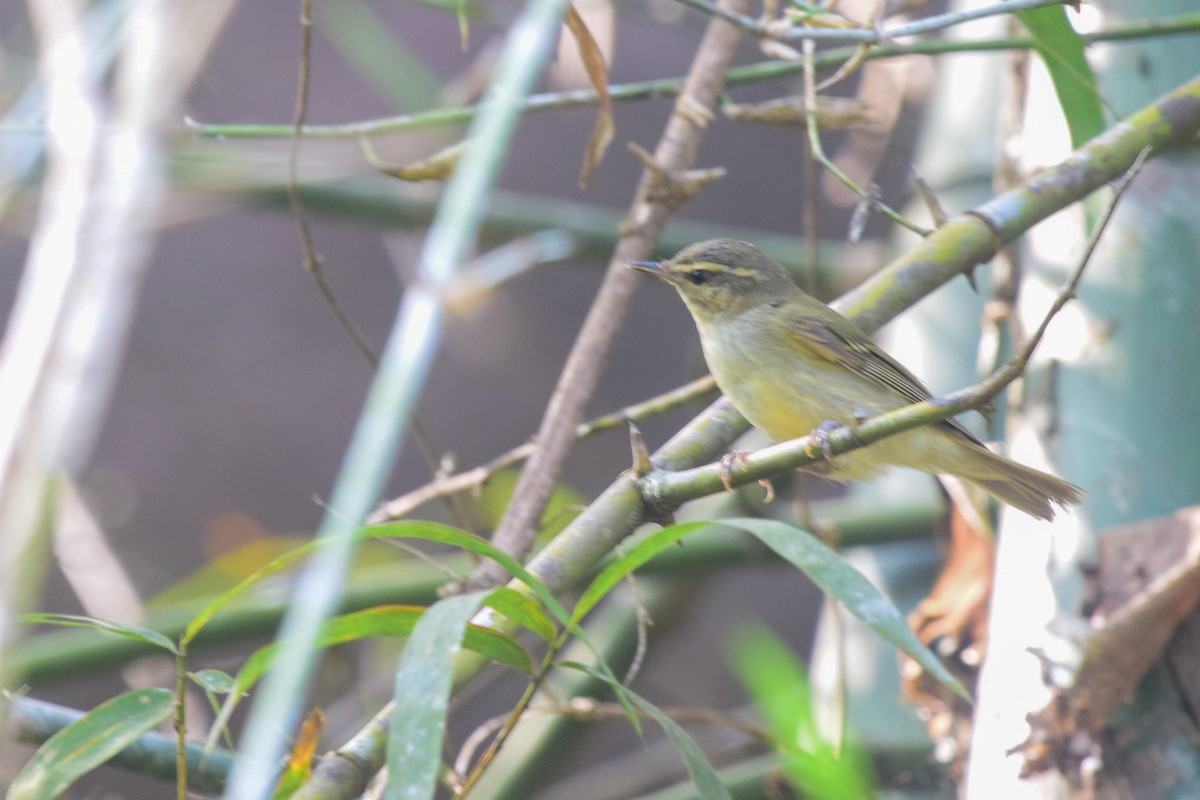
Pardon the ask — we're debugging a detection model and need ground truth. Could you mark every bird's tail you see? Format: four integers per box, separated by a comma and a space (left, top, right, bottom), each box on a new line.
957, 443, 1081, 521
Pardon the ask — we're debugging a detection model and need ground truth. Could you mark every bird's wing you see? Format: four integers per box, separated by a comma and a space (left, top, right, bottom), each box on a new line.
782, 307, 982, 445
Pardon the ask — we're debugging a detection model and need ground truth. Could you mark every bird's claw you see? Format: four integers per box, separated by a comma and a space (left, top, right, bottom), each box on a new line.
718, 450, 775, 502
719, 449, 750, 492
804, 420, 842, 466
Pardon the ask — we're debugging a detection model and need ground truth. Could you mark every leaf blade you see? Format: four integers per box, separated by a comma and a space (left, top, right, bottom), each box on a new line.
722, 517, 968, 699
7, 688, 174, 800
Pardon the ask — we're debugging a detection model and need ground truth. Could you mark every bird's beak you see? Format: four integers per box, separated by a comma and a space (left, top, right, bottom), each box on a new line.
630, 260, 673, 283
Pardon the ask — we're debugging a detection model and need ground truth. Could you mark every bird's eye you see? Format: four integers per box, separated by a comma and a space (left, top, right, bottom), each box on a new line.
686, 269, 711, 286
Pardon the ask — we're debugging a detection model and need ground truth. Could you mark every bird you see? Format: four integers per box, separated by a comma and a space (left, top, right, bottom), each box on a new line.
631, 238, 1081, 521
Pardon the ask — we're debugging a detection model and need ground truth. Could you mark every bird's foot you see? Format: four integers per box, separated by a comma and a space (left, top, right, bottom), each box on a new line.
804, 420, 843, 468
719, 449, 751, 492
718, 449, 775, 502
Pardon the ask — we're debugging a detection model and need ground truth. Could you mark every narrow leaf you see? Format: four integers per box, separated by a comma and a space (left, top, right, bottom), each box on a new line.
184, 520, 565, 645
729, 626, 874, 799
360, 137, 467, 182
484, 586, 557, 642
8, 688, 173, 800
723, 518, 968, 699
385, 592, 488, 800
24, 613, 179, 655
565, 5, 613, 188
565, 662, 733, 800
236, 604, 531, 692
364, 521, 570, 626
1016, 6, 1104, 148
572, 522, 708, 626
189, 668, 237, 695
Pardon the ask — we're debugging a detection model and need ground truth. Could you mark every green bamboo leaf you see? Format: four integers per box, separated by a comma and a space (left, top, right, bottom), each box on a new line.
1017, 5, 1104, 147
571, 522, 708, 626
189, 668, 237, 695
729, 626, 874, 799
722, 518, 968, 700
24, 613, 179, 655
183, 521, 565, 645
236, 604, 531, 691
181, 539, 318, 646
364, 521, 570, 626
385, 592, 488, 800
484, 586, 557, 642
7, 688, 174, 800
563, 661, 733, 800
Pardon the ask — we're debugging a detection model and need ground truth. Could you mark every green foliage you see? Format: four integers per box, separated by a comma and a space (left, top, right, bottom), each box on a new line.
23, 613, 179, 656
1016, 5, 1105, 147
722, 518, 967, 699
562, 661, 735, 800
7, 689, 174, 800
387, 593, 491, 800
728, 626, 874, 800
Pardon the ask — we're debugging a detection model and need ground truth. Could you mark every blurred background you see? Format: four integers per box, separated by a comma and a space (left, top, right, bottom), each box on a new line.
10, 0, 1184, 797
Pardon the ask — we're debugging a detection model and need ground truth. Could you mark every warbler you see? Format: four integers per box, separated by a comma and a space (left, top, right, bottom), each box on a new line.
631, 239, 1081, 521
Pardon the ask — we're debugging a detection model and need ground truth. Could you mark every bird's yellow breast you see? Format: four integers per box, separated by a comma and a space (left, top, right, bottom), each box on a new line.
695, 313, 901, 479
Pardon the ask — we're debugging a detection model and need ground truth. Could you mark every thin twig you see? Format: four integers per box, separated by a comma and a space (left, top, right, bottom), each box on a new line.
186, 13, 1200, 140
456, 645, 560, 797
802, 39, 930, 237
674, 0, 1068, 43
369, 375, 716, 524
286, 0, 378, 369
540, 698, 774, 742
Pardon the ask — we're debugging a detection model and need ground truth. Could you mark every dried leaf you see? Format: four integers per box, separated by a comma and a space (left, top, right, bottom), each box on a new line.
724, 95, 876, 130
359, 137, 468, 182
269, 708, 326, 798
565, 5, 613, 188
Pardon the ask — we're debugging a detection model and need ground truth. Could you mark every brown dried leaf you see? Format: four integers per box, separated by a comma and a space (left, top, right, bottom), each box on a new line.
360, 138, 467, 182
723, 94, 877, 130
272, 708, 324, 796
565, 5, 613, 188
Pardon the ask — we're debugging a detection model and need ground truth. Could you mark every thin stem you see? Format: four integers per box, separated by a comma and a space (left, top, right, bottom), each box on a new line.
174, 647, 187, 800
455, 645, 560, 798
802, 39, 930, 237
673, 0, 1068, 42
369, 375, 716, 524
185, 12, 1200, 140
